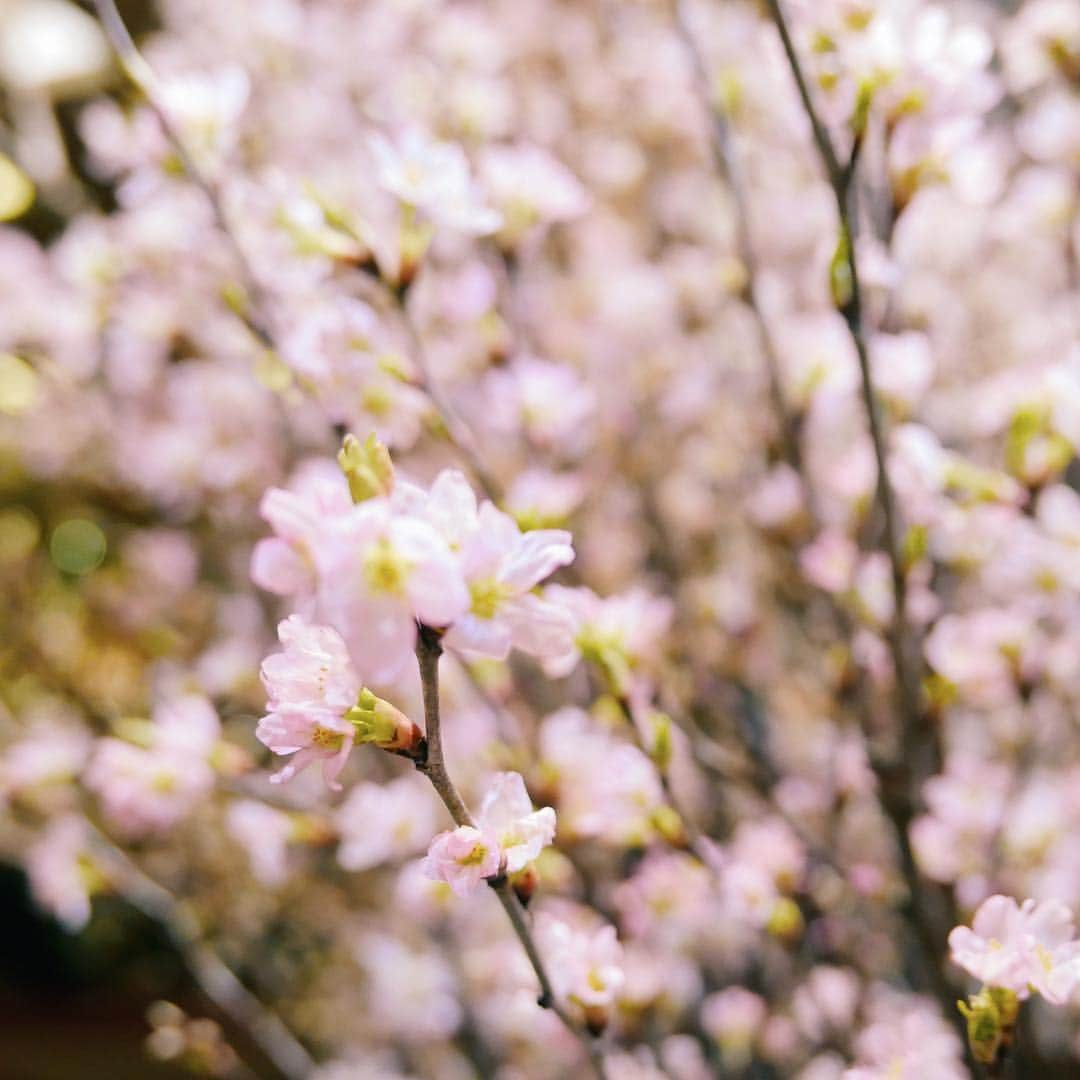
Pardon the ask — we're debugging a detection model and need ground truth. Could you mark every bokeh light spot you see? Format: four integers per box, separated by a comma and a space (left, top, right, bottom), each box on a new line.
49, 518, 106, 575
0, 507, 40, 562
0, 154, 34, 221
0, 354, 39, 415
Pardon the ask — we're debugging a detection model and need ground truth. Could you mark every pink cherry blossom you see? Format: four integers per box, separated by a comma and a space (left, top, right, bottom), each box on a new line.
256, 616, 362, 790
397, 468, 575, 660
420, 772, 555, 895
845, 987, 967, 1080
540, 586, 673, 684
250, 462, 353, 598
84, 695, 219, 838
420, 825, 502, 897
315, 497, 469, 683
336, 776, 438, 872
949, 894, 1080, 1003
475, 771, 557, 874
369, 129, 501, 236
226, 800, 296, 887
800, 529, 858, 594
26, 816, 97, 931
450, 515, 575, 660
536, 913, 625, 1012
479, 144, 591, 244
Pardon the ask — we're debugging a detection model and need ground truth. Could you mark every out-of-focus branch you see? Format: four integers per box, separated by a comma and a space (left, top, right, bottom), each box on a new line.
413, 625, 607, 1080
669, 0, 806, 487
86, 825, 316, 1080
760, 0, 958, 1017
398, 312, 504, 505
92, 0, 276, 350
762, 0, 844, 192
95, 0, 505, 507
761, 0, 925, 771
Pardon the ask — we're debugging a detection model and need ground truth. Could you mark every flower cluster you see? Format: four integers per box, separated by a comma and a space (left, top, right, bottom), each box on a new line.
421, 772, 556, 896
255, 453, 575, 688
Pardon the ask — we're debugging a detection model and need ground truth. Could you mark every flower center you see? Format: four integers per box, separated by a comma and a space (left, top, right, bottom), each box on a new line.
361, 384, 393, 417
152, 770, 178, 794
363, 538, 411, 596
1036, 944, 1055, 974
311, 725, 345, 750
458, 843, 490, 867
469, 577, 509, 620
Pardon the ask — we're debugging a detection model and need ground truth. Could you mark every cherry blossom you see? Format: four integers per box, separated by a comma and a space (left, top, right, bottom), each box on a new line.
315, 497, 469, 683
421, 825, 502, 897
421, 771, 555, 895
949, 894, 1080, 1004
256, 616, 363, 789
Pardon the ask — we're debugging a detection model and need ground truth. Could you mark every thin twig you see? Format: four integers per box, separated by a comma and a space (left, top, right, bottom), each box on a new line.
414, 625, 474, 828
398, 313, 504, 505
760, 0, 957, 1017
664, 10, 956, 1008
413, 625, 607, 1080
762, 0, 843, 191
761, 0, 925, 763
92, 0, 277, 350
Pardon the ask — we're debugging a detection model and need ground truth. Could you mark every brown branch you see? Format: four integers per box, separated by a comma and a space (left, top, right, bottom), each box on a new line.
413, 625, 607, 1080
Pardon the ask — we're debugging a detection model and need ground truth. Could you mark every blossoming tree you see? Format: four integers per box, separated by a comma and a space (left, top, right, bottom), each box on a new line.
2, 0, 1080, 1077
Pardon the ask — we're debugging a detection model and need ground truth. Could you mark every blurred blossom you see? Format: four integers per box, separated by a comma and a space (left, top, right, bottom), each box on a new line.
2, 0, 1080, 1075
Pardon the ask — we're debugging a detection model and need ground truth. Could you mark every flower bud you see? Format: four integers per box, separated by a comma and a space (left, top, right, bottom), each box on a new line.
76, 851, 108, 897
208, 740, 252, 777
650, 804, 687, 848
648, 711, 673, 771
338, 432, 394, 503
579, 632, 631, 695
345, 688, 422, 754
511, 863, 539, 907
766, 897, 804, 943
957, 987, 1018, 1066
289, 813, 336, 847
829, 224, 853, 310
582, 1003, 610, 1037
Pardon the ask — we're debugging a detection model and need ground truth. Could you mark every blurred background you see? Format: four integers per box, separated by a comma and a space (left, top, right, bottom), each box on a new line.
2, 0, 1080, 1075
1, 4, 252, 1076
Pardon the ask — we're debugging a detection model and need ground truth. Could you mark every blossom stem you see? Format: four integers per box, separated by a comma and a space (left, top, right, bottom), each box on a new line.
414, 624, 474, 828
92, 0, 276, 350
413, 625, 607, 1079
610, 689, 719, 871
